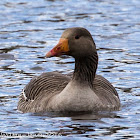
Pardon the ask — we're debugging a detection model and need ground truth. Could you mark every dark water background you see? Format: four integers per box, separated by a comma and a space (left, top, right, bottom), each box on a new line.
0, 0, 140, 139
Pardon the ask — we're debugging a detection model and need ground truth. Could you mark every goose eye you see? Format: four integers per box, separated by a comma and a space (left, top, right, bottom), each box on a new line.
75, 35, 80, 39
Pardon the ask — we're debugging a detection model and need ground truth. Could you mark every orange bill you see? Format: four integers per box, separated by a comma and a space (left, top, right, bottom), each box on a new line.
46, 38, 69, 58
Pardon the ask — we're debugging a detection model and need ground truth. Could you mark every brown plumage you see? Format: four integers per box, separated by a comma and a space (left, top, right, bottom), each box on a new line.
18, 27, 120, 113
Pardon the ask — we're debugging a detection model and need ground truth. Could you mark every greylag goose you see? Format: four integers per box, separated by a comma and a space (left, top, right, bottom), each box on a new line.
18, 27, 120, 113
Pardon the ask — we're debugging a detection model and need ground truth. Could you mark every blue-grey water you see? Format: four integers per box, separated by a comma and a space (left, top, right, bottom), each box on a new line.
0, 0, 140, 139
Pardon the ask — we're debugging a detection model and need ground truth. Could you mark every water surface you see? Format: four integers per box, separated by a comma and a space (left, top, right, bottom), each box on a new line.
0, 0, 140, 139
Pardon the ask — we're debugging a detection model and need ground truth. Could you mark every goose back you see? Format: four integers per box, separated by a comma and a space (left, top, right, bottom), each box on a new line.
18, 72, 70, 113
18, 73, 120, 113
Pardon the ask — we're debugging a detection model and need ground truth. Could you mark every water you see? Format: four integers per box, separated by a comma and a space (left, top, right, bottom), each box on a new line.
0, 0, 140, 139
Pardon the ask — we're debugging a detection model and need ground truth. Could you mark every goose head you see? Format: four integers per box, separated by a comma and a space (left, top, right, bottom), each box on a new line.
46, 27, 97, 58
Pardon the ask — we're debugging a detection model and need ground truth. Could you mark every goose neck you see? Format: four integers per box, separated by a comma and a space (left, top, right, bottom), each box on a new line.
72, 53, 98, 88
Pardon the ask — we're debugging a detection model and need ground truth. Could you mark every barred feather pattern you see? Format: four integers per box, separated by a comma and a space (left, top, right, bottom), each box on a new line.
18, 72, 120, 113
18, 72, 70, 113
93, 75, 120, 110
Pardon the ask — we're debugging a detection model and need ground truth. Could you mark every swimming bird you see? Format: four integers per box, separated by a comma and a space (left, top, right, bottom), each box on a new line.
18, 27, 120, 113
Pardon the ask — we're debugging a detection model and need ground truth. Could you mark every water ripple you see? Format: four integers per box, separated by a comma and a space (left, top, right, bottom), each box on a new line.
0, 0, 140, 139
